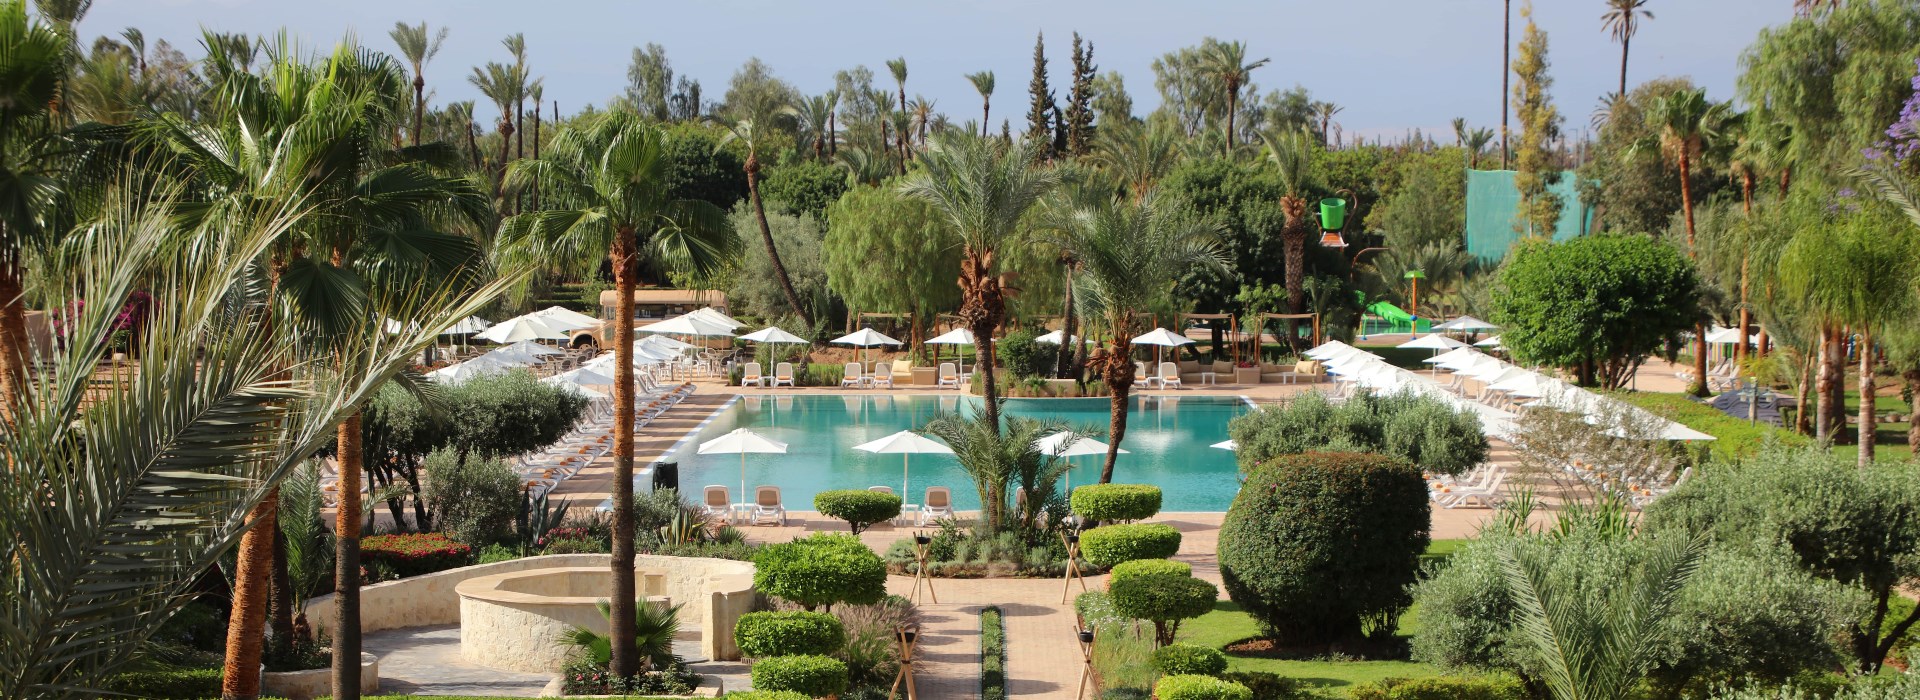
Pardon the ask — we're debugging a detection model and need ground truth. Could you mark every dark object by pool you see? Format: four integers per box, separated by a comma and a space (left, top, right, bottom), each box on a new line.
1708, 385, 1784, 427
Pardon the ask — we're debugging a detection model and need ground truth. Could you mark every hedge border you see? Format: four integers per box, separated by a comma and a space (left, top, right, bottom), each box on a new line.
980, 606, 1007, 700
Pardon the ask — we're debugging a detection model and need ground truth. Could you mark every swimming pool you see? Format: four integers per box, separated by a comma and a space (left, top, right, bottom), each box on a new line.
661, 394, 1252, 512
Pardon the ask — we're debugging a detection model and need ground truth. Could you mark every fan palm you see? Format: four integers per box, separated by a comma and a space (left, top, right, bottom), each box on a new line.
1043, 188, 1227, 483
716, 95, 811, 327
561, 601, 684, 672
965, 71, 995, 138
921, 408, 1072, 533
899, 131, 1062, 433
496, 111, 735, 678
0, 1, 70, 416
1258, 128, 1319, 345
1641, 87, 1732, 397
1601, 0, 1653, 99
1198, 40, 1268, 153
389, 21, 448, 147
0, 190, 509, 700
1091, 120, 1184, 202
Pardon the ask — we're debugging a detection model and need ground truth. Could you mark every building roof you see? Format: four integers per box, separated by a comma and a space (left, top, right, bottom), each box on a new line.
596, 288, 729, 308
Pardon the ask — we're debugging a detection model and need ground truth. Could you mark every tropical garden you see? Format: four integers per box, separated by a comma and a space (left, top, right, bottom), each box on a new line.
5, 0, 1920, 699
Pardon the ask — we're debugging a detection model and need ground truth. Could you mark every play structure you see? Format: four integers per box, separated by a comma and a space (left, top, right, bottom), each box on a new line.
1361, 301, 1429, 337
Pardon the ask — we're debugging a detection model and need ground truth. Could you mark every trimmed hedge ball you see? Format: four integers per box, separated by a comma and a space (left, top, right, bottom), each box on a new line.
1107, 558, 1192, 589
1155, 674, 1254, 700
813, 489, 902, 534
1078, 523, 1182, 569
1110, 572, 1219, 646
749, 654, 849, 697
734, 611, 846, 657
1070, 483, 1163, 522
752, 533, 888, 610
1151, 643, 1228, 676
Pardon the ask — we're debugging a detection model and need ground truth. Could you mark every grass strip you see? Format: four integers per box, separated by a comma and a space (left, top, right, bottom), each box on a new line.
981, 605, 1007, 700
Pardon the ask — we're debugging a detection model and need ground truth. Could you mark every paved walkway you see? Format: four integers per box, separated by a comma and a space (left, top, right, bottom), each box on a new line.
363, 625, 552, 697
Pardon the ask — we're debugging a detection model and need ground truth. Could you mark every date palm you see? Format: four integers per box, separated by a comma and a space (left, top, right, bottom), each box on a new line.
0, 1, 68, 416
1259, 128, 1319, 345
783, 93, 837, 161
921, 407, 1071, 533
1092, 120, 1185, 202
1642, 87, 1732, 397
1312, 101, 1343, 147
899, 131, 1062, 433
1601, 0, 1653, 99
389, 21, 448, 147
496, 112, 735, 678
909, 96, 936, 148
468, 61, 521, 201
717, 94, 812, 327
0, 191, 509, 700
1043, 188, 1227, 483
966, 71, 995, 138
1198, 40, 1268, 154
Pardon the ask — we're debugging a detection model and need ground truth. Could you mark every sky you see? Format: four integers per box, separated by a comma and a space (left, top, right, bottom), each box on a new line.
88, 1, 1786, 143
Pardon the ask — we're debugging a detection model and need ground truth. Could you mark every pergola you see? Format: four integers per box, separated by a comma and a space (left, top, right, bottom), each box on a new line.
1178, 313, 1240, 366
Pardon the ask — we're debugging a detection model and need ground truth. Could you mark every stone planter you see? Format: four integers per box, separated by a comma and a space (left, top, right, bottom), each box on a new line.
1233, 367, 1262, 385
261, 653, 378, 700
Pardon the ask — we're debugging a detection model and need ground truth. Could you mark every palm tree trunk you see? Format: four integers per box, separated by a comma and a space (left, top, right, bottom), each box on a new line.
1618, 33, 1630, 98
222, 493, 278, 700
1795, 349, 1813, 435
829, 112, 838, 156
0, 255, 31, 421
1282, 212, 1306, 349
1905, 368, 1920, 463
746, 154, 813, 328
531, 107, 542, 211
493, 117, 515, 201
332, 414, 363, 700
466, 123, 482, 172
1829, 329, 1850, 444
1858, 329, 1875, 465
1680, 155, 1710, 398
412, 78, 425, 148
1736, 257, 1751, 370
1056, 271, 1075, 378
1224, 80, 1239, 154
269, 528, 294, 661
981, 99, 990, 138
1501, 0, 1511, 170
1816, 328, 1840, 442
1100, 334, 1135, 484
607, 232, 640, 678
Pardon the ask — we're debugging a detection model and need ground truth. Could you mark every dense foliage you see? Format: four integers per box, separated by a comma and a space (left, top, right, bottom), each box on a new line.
1107, 558, 1191, 588
748, 654, 848, 698
1069, 484, 1163, 522
1150, 643, 1228, 676
1227, 390, 1488, 476
359, 533, 473, 580
752, 533, 889, 611
1346, 676, 1525, 700
420, 450, 522, 546
1154, 674, 1254, 700
1077, 523, 1182, 569
1109, 570, 1218, 647
812, 490, 902, 534
1218, 452, 1430, 646
734, 611, 846, 658
1491, 235, 1702, 388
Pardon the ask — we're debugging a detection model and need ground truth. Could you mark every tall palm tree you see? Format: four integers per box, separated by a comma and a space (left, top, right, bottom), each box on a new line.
716, 95, 812, 327
1464, 127, 1495, 169
899, 131, 1062, 432
966, 71, 995, 138
909, 95, 936, 148
497, 112, 735, 678
389, 21, 447, 148
1503, 0, 1512, 169
1259, 128, 1319, 346
468, 62, 520, 200
1643, 88, 1732, 397
1601, 0, 1653, 99
1091, 120, 1184, 202
505, 34, 528, 162
0, 1, 67, 415
783, 93, 837, 161
1199, 40, 1268, 154
1312, 102, 1343, 147
1043, 188, 1227, 483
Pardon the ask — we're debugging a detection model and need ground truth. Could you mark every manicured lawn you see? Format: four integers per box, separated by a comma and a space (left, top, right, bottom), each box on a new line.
1176, 601, 1441, 695
1612, 391, 1810, 462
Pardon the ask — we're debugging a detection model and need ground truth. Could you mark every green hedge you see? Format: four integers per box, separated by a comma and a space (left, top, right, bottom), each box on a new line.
1078, 523, 1182, 569
1219, 671, 1302, 699
749, 654, 848, 697
722, 691, 812, 700
1151, 643, 1227, 676
361, 532, 473, 579
752, 533, 888, 610
1612, 391, 1809, 462
1346, 675, 1527, 700
1108, 558, 1191, 589
1110, 572, 1219, 647
1070, 484, 1163, 522
813, 489, 902, 534
1155, 674, 1254, 700
981, 606, 1007, 700
98, 667, 224, 700
734, 611, 846, 658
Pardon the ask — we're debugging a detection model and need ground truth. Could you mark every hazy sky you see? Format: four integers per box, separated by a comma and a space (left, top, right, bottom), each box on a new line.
88, 1, 1786, 142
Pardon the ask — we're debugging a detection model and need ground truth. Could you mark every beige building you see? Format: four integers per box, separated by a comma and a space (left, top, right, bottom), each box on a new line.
576, 288, 728, 347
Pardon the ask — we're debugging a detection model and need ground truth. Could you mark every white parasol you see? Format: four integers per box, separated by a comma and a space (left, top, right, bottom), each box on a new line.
852, 430, 954, 506
697, 428, 789, 505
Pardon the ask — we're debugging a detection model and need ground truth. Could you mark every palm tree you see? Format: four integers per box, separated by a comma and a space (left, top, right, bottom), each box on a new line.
899, 131, 1062, 432
966, 71, 995, 138
1601, 0, 1653, 99
921, 408, 1071, 533
1503, 0, 1512, 169
1091, 120, 1184, 203
0, 1, 66, 416
716, 95, 813, 328
1464, 127, 1495, 169
468, 62, 520, 200
497, 112, 735, 678
1259, 128, 1320, 346
783, 93, 837, 161
1199, 40, 1268, 153
909, 95, 936, 148
1643, 87, 1732, 397
389, 21, 448, 147
1312, 101, 1343, 147
505, 34, 528, 162
1043, 188, 1227, 483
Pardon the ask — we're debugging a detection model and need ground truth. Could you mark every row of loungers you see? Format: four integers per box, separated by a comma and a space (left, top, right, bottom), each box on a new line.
700, 485, 957, 526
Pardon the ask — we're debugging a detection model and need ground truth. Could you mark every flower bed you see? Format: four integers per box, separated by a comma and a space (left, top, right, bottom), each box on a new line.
360, 532, 472, 580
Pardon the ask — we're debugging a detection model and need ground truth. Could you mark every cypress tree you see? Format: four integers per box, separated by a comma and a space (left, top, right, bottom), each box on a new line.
1065, 33, 1097, 158
1026, 32, 1056, 161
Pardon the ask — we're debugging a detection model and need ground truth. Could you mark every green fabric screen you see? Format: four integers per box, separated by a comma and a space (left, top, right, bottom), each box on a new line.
1464, 169, 1594, 261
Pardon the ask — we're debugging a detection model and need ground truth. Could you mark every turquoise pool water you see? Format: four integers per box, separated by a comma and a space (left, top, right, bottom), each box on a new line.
664, 394, 1252, 512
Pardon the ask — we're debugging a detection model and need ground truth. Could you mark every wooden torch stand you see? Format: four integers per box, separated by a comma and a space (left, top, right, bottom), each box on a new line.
889, 627, 920, 700
1061, 532, 1087, 604
909, 534, 938, 605
1075, 625, 1096, 700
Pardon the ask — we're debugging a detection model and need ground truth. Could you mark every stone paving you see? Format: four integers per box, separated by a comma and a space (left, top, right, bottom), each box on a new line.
363, 625, 552, 697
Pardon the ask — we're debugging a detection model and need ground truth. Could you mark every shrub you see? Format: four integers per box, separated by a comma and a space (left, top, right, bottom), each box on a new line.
997, 328, 1054, 379
1070, 484, 1163, 522
825, 595, 915, 688
1491, 234, 1701, 389
476, 543, 519, 564
749, 654, 849, 697
1347, 675, 1526, 700
421, 448, 523, 546
753, 533, 888, 610
543, 536, 608, 554
735, 611, 847, 658
360, 532, 472, 579
1227, 391, 1488, 476
1611, 392, 1807, 462
813, 490, 902, 534
723, 692, 811, 700
981, 606, 1007, 700
1110, 572, 1218, 647
1078, 523, 1182, 569
97, 667, 223, 700
1074, 590, 1125, 629
1219, 671, 1303, 700
1219, 452, 1429, 645
1155, 674, 1253, 700
1108, 558, 1192, 589
1151, 643, 1227, 676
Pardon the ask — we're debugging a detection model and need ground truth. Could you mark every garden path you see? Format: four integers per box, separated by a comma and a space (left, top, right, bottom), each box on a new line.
361, 624, 551, 696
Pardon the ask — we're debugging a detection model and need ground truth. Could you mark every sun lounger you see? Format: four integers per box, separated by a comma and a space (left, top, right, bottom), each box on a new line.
1157, 362, 1182, 390
772, 362, 795, 388
918, 486, 953, 525
752, 486, 786, 525
937, 362, 960, 389
872, 362, 895, 389
741, 362, 764, 387
704, 485, 733, 523
841, 363, 864, 389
